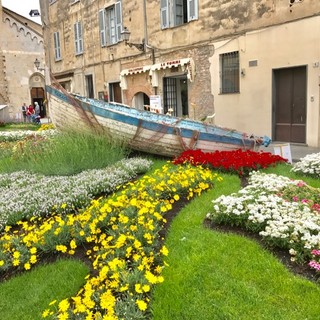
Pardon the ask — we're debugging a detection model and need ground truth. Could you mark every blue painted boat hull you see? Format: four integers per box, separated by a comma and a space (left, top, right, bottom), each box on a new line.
46, 85, 271, 157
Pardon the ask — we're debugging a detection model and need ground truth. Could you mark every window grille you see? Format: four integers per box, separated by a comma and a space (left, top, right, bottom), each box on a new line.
220, 51, 240, 94
163, 78, 177, 115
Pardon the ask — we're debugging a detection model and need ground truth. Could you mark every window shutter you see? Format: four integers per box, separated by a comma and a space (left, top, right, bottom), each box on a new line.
115, 1, 122, 43
74, 22, 83, 54
160, 0, 169, 29
54, 32, 61, 60
78, 22, 83, 53
99, 9, 107, 47
188, 0, 198, 21
74, 23, 79, 53
174, 0, 183, 26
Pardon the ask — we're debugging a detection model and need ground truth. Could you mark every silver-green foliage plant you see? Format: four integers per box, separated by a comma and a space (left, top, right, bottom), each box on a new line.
0, 157, 152, 230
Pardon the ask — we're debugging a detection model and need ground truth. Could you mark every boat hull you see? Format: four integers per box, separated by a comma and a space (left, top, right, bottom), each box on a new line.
46, 85, 271, 157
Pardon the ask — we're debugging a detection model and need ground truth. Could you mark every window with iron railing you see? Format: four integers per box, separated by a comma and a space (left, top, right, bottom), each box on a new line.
220, 51, 240, 94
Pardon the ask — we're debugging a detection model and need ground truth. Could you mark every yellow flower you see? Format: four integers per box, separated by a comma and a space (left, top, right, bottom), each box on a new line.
58, 299, 70, 312
142, 284, 150, 292
13, 259, 20, 266
160, 245, 169, 256
13, 251, 21, 259
24, 262, 31, 270
30, 255, 37, 264
56, 245, 67, 253
70, 239, 77, 249
42, 309, 50, 318
136, 299, 148, 311
58, 312, 69, 320
0, 260, 4, 267
173, 194, 180, 201
30, 247, 37, 254
135, 284, 143, 293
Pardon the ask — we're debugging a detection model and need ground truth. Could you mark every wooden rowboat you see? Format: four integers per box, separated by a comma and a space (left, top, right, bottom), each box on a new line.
46, 84, 271, 157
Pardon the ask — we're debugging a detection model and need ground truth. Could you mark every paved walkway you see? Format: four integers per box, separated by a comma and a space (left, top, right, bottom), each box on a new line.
262, 142, 320, 163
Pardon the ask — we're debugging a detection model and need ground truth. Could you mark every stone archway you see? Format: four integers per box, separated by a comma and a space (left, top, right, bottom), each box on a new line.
29, 73, 46, 117
132, 92, 150, 110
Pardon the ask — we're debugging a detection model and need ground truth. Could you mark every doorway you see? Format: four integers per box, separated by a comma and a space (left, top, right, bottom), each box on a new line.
85, 74, 94, 98
273, 66, 306, 143
163, 76, 188, 117
31, 87, 46, 118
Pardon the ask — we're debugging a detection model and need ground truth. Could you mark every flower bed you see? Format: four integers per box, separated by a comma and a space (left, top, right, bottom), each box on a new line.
0, 162, 221, 319
173, 149, 287, 176
206, 171, 320, 273
0, 158, 152, 230
0, 129, 57, 142
291, 152, 320, 178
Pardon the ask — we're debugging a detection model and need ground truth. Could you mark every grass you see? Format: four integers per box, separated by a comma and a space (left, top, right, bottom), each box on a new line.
0, 122, 40, 131
0, 259, 89, 320
152, 172, 320, 320
0, 130, 129, 175
0, 130, 319, 319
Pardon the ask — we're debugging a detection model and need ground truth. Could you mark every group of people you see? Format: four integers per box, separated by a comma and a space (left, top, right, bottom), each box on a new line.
21, 102, 41, 124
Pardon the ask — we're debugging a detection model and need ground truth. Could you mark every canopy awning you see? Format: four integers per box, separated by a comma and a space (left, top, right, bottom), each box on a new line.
120, 57, 195, 89
150, 58, 191, 71
120, 65, 151, 76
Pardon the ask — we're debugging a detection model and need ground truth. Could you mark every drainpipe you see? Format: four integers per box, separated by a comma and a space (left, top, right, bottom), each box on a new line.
143, 0, 157, 95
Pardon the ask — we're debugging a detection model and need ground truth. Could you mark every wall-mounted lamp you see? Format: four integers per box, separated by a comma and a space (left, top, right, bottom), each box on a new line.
121, 27, 145, 52
29, 9, 40, 17
34, 58, 45, 71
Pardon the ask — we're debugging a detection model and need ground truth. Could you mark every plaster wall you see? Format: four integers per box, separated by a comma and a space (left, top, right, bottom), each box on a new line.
211, 16, 320, 146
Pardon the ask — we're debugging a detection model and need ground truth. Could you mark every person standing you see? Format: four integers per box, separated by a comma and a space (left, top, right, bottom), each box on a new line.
26, 104, 35, 122
34, 102, 40, 116
21, 103, 27, 122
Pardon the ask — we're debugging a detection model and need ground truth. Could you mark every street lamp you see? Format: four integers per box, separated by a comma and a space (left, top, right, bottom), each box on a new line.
121, 27, 145, 52
29, 9, 40, 17
34, 58, 45, 71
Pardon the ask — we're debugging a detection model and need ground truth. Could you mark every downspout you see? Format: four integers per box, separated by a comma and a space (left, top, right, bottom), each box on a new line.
143, 0, 157, 95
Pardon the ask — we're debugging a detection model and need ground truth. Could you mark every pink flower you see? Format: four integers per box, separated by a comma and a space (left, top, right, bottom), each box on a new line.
311, 249, 320, 256
308, 260, 320, 271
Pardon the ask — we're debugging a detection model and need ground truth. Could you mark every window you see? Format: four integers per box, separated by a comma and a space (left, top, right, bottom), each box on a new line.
98, 1, 122, 47
220, 51, 240, 94
161, 0, 198, 29
53, 31, 61, 61
85, 75, 94, 98
74, 21, 83, 55
109, 82, 122, 103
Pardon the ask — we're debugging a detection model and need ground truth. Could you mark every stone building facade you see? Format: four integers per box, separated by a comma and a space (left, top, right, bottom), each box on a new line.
0, 1, 45, 122
39, 0, 320, 147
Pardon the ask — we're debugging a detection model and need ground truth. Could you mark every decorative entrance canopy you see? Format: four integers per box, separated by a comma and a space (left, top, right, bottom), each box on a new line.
120, 58, 195, 89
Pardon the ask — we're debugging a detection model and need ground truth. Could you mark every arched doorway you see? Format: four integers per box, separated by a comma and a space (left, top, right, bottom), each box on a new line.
29, 74, 46, 118
132, 92, 150, 110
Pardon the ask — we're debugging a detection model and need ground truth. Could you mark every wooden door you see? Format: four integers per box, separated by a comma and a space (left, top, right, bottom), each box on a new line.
274, 67, 306, 143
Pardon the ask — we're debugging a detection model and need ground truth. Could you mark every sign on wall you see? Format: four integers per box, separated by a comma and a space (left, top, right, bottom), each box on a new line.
149, 95, 163, 113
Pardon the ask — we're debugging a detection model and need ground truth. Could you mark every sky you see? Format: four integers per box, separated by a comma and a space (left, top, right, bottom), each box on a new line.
2, 0, 41, 22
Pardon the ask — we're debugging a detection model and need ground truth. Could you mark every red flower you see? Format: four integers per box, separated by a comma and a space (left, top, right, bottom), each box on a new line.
172, 149, 287, 176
